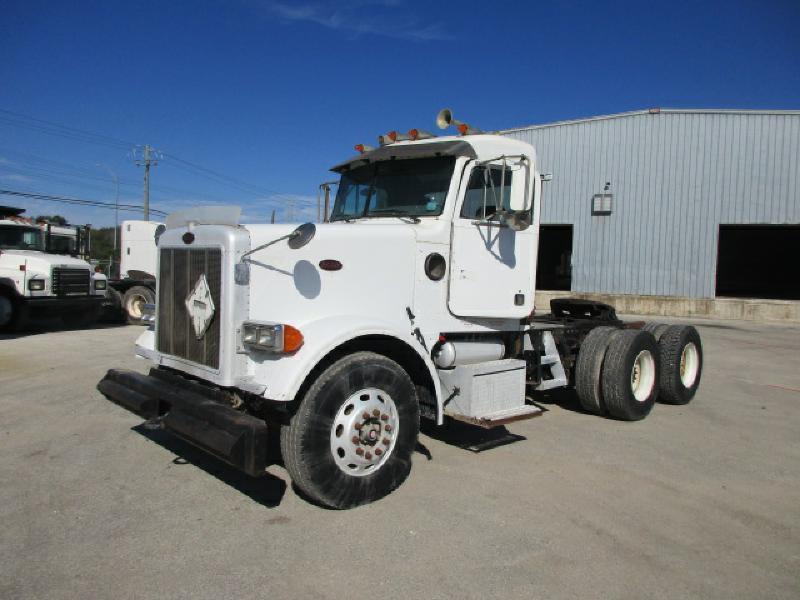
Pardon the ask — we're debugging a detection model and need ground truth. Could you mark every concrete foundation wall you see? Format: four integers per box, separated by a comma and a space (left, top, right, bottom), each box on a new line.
535, 290, 800, 323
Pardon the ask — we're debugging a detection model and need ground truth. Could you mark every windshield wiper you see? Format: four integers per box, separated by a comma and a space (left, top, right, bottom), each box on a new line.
366, 210, 421, 223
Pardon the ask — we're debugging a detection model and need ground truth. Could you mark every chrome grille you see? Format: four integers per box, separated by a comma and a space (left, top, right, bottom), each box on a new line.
52, 268, 90, 296
157, 247, 221, 369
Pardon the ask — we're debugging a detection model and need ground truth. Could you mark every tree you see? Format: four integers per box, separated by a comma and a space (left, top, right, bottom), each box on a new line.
35, 214, 68, 225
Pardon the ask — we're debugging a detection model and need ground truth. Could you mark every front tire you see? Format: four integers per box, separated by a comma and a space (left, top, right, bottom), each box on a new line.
280, 351, 420, 509
0, 293, 28, 332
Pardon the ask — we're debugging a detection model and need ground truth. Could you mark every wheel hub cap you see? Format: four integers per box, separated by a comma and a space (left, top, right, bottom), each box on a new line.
679, 342, 699, 387
631, 350, 656, 402
330, 388, 399, 477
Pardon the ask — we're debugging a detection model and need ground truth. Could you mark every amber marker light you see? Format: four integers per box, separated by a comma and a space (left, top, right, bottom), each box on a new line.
283, 325, 304, 352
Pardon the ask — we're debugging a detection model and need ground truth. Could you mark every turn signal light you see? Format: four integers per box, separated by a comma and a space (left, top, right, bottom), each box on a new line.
241, 321, 303, 353
283, 325, 304, 353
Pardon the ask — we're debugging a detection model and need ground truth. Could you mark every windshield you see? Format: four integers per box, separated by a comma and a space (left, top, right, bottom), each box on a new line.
49, 234, 77, 255
330, 156, 455, 221
0, 225, 45, 251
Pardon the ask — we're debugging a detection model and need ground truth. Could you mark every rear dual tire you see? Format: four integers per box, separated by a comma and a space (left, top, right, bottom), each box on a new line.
576, 329, 660, 421
655, 325, 703, 405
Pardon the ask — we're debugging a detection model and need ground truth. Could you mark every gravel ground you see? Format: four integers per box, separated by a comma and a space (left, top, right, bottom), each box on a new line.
1, 317, 799, 599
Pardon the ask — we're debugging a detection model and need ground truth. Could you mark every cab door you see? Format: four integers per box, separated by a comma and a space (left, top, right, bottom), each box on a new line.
447, 159, 537, 319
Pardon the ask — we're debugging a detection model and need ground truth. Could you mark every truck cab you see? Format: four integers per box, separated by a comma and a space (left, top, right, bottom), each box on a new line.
0, 207, 106, 331
99, 111, 703, 509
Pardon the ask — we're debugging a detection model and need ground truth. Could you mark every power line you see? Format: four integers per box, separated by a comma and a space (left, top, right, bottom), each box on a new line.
0, 189, 167, 216
0, 107, 318, 207
0, 109, 134, 149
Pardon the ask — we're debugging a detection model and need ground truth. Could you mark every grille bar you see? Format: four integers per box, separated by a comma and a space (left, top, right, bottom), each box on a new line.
157, 247, 222, 369
52, 268, 90, 296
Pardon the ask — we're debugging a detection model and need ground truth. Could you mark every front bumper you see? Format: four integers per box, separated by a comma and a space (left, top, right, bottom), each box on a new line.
97, 367, 268, 477
24, 295, 104, 315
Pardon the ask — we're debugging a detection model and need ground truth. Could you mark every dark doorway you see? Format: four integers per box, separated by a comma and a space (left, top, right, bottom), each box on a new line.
716, 225, 800, 300
537, 225, 573, 291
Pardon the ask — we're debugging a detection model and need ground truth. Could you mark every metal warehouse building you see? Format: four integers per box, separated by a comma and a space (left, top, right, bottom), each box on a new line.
503, 108, 800, 321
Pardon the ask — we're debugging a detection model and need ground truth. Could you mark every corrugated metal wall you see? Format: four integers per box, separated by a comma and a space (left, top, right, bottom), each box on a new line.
504, 110, 800, 298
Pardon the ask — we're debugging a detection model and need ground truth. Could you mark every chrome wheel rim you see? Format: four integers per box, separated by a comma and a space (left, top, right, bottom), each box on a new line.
631, 350, 656, 402
680, 342, 699, 388
329, 388, 399, 477
127, 294, 145, 319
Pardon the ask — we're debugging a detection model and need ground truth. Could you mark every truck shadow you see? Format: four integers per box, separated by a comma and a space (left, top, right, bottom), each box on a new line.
420, 419, 527, 453
531, 387, 596, 415
0, 319, 132, 340
131, 424, 287, 508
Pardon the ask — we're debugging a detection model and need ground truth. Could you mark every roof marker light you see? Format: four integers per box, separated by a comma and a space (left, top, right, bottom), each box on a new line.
408, 129, 435, 140
355, 144, 374, 154
387, 130, 410, 143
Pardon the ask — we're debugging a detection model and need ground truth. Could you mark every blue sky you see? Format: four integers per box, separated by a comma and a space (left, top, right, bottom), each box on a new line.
1, 0, 798, 226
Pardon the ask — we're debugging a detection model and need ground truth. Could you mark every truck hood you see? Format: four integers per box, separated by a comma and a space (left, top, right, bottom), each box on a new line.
1, 250, 92, 277
242, 222, 417, 330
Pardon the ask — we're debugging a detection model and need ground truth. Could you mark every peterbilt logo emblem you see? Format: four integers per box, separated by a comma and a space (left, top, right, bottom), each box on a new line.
185, 274, 215, 339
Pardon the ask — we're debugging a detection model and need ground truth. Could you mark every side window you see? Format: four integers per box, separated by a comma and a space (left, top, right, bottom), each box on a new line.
460, 166, 513, 220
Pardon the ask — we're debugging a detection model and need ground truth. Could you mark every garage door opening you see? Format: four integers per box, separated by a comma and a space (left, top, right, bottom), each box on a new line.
537, 225, 573, 291
716, 225, 800, 300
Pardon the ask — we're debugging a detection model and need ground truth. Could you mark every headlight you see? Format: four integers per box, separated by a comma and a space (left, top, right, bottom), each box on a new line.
94, 279, 107, 290
28, 279, 45, 291
241, 322, 303, 353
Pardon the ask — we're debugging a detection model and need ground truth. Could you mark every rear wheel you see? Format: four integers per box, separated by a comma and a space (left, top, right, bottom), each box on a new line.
280, 351, 419, 509
123, 285, 155, 323
656, 325, 703, 405
575, 326, 620, 415
643, 322, 669, 341
601, 330, 660, 421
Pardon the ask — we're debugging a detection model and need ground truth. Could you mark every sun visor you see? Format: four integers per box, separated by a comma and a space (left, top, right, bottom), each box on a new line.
165, 206, 242, 229
331, 140, 477, 173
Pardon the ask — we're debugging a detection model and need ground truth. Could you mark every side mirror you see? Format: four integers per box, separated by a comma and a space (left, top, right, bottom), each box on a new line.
507, 159, 531, 213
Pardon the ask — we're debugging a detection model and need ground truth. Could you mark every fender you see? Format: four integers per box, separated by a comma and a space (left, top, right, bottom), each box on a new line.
251, 315, 445, 423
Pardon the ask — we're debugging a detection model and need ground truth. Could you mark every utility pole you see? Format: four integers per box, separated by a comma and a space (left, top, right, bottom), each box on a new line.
134, 145, 158, 221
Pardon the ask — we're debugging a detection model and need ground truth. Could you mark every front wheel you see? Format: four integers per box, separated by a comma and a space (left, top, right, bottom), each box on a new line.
280, 351, 420, 509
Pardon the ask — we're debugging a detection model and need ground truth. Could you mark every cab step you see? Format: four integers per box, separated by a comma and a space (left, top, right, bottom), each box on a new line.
444, 404, 542, 429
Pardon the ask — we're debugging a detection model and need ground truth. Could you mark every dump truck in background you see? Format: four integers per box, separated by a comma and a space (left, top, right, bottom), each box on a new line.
98, 109, 703, 509
0, 206, 107, 331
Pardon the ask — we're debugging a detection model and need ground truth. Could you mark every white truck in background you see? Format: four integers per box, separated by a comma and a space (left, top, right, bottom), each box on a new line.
98, 109, 704, 509
0, 206, 107, 331
106, 220, 164, 322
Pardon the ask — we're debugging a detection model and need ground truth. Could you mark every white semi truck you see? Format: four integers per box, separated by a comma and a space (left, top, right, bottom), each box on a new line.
0, 207, 107, 331
106, 220, 164, 322
98, 110, 703, 508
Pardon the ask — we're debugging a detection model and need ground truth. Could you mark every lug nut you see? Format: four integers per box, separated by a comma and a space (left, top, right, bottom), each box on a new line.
374, 448, 383, 456
351, 436, 360, 444
354, 422, 363, 430
380, 414, 389, 421
365, 452, 372, 460
356, 448, 364, 456
384, 424, 392, 432
372, 409, 380, 417
362, 412, 370, 420
382, 438, 390, 446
